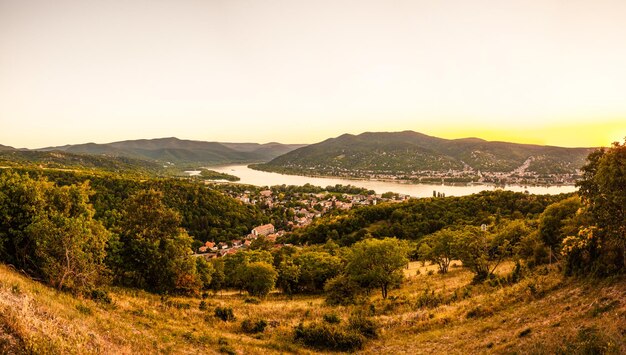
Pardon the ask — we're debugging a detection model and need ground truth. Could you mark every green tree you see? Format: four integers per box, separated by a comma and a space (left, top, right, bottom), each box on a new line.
27, 182, 110, 291
195, 257, 215, 290
114, 189, 198, 293
0, 173, 109, 291
209, 258, 225, 292
575, 139, 626, 274
346, 238, 409, 299
294, 251, 342, 293
538, 196, 582, 253
276, 259, 300, 296
417, 229, 457, 273
242, 261, 278, 297
0, 172, 49, 270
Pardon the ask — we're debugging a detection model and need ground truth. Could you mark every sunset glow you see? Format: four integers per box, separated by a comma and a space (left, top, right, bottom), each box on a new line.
1, 0, 625, 148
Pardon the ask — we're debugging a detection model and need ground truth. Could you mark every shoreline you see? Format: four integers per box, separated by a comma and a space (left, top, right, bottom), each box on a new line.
245, 164, 576, 189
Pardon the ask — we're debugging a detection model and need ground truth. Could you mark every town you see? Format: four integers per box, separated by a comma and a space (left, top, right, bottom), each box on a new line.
193, 184, 411, 258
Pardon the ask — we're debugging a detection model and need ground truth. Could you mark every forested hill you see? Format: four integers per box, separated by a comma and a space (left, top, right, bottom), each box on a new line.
38, 137, 306, 166
254, 131, 593, 175
288, 190, 572, 246
0, 150, 165, 175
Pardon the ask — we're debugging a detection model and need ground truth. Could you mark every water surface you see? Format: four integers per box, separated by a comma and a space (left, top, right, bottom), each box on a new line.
208, 165, 577, 198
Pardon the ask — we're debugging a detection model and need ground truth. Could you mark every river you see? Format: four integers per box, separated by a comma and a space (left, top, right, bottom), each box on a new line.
203, 165, 577, 198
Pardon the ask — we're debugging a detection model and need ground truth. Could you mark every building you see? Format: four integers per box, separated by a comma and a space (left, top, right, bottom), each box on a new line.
251, 223, 275, 237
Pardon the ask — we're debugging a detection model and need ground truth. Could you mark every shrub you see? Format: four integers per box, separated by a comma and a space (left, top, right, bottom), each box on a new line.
241, 319, 268, 334
244, 297, 261, 304
214, 306, 235, 322
199, 300, 208, 311
415, 289, 444, 309
348, 312, 378, 339
322, 313, 341, 324
90, 289, 112, 304
324, 275, 363, 306
466, 304, 494, 319
294, 322, 365, 351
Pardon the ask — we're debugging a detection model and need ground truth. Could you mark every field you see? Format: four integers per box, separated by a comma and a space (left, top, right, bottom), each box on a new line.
1, 262, 624, 354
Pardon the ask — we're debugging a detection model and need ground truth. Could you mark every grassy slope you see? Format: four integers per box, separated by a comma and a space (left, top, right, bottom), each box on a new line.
1, 263, 624, 354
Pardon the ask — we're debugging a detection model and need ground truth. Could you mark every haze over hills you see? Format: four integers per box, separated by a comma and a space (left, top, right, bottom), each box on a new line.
38, 137, 306, 166
254, 131, 595, 183
0, 144, 16, 151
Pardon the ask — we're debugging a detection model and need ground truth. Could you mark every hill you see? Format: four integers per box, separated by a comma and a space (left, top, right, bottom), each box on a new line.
1, 262, 623, 354
39, 137, 306, 166
0, 144, 16, 152
253, 131, 594, 183
0, 150, 165, 175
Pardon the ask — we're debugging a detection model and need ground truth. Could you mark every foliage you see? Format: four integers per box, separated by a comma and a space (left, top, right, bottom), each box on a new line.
537, 196, 582, 252
112, 189, 199, 293
195, 257, 214, 290
0, 173, 109, 292
198, 169, 240, 181
294, 322, 365, 351
214, 307, 235, 322
324, 275, 364, 306
290, 190, 569, 245
241, 319, 268, 334
241, 262, 278, 298
455, 221, 531, 282
417, 229, 457, 273
346, 238, 409, 299
575, 139, 626, 275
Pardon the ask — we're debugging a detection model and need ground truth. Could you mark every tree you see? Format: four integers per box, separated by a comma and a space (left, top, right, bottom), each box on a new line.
114, 189, 198, 293
324, 274, 363, 305
455, 221, 530, 282
195, 257, 215, 290
276, 259, 300, 296
294, 251, 342, 293
346, 238, 409, 299
0, 173, 109, 291
574, 139, 626, 274
242, 261, 278, 298
538, 196, 582, 253
417, 229, 457, 273
27, 182, 109, 291
0, 172, 49, 270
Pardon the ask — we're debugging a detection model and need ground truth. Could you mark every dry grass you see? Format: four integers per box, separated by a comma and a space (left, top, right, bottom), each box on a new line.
1, 262, 625, 354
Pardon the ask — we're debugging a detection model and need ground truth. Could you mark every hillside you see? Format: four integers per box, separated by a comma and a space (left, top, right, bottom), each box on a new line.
253, 131, 593, 181
39, 137, 306, 166
0, 150, 165, 175
1, 262, 623, 354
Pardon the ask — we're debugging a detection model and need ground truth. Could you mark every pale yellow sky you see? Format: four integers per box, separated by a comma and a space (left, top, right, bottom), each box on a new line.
1, 0, 625, 148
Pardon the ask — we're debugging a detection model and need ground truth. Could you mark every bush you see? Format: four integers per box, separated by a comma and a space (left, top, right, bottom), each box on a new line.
294, 322, 365, 351
214, 306, 235, 322
241, 319, 268, 334
90, 289, 112, 304
415, 289, 444, 309
324, 275, 363, 306
199, 300, 208, 311
244, 297, 261, 304
466, 304, 494, 319
348, 312, 378, 339
322, 313, 341, 324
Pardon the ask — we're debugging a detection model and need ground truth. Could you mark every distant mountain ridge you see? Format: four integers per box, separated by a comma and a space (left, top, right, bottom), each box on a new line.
254, 131, 595, 178
38, 137, 306, 166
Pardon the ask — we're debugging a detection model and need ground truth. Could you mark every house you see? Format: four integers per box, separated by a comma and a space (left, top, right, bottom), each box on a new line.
232, 239, 243, 247
251, 223, 275, 237
259, 190, 272, 198
266, 234, 278, 242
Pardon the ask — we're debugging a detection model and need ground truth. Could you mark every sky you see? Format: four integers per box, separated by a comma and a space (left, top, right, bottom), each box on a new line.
1, 0, 625, 149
